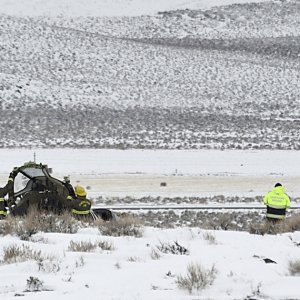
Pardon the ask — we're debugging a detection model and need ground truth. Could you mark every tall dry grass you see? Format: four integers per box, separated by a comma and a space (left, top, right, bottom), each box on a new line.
94, 216, 144, 237
249, 213, 300, 235
0, 206, 83, 239
176, 262, 217, 294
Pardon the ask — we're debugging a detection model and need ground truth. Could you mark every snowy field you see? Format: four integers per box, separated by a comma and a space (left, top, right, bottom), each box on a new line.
2, 149, 300, 300
1, 1, 300, 299
0, 149, 300, 198
0, 149, 300, 300
1, 0, 300, 150
1, 226, 300, 299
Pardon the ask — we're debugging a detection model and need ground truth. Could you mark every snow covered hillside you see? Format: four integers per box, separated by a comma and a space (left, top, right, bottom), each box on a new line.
0, 0, 300, 149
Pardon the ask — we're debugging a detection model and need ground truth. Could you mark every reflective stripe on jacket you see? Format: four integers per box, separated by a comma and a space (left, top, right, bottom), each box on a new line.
66, 196, 91, 215
0, 197, 7, 216
264, 186, 290, 219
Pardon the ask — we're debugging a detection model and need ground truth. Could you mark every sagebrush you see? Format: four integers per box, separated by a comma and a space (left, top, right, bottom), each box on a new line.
288, 258, 300, 276
0, 243, 59, 266
249, 213, 300, 235
176, 262, 217, 293
95, 216, 144, 237
156, 240, 189, 255
67, 239, 115, 252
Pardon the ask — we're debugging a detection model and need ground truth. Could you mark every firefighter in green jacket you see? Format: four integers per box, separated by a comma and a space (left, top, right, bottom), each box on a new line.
66, 186, 91, 216
264, 183, 290, 222
0, 171, 16, 218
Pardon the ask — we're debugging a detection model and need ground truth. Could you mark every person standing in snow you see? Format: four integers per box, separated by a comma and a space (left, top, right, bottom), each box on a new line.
66, 186, 91, 217
0, 171, 16, 218
264, 183, 290, 222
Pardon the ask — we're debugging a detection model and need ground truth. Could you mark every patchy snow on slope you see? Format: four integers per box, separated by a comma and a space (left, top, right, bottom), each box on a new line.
0, 0, 273, 17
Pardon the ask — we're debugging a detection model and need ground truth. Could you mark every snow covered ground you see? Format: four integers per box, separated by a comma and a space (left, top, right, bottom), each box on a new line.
0, 149, 299, 198
1, 226, 300, 299
1, 0, 300, 150
1, 1, 300, 299
1, 148, 300, 176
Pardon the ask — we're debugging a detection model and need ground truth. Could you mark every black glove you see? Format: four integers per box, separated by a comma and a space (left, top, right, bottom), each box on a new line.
9, 170, 17, 179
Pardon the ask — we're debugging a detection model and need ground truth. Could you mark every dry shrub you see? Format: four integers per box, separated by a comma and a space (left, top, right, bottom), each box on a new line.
0, 243, 58, 265
249, 220, 285, 235
1, 244, 41, 264
0, 215, 18, 236
127, 256, 140, 262
15, 206, 42, 239
95, 216, 144, 237
288, 258, 300, 276
202, 231, 217, 245
26, 276, 44, 291
285, 213, 300, 232
68, 239, 115, 252
98, 240, 115, 251
249, 213, 300, 235
218, 213, 234, 230
200, 214, 236, 231
200, 220, 218, 230
176, 262, 217, 294
54, 211, 81, 234
68, 240, 97, 252
0, 208, 82, 239
150, 248, 162, 260
156, 240, 189, 255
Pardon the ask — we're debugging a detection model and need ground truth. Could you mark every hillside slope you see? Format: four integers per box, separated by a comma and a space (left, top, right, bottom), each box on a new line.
0, 0, 299, 149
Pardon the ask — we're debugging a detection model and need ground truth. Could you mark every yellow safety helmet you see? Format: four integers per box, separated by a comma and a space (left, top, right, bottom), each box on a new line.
75, 186, 87, 196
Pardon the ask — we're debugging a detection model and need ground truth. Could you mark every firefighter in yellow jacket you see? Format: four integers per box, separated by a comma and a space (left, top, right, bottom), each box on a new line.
264, 183, 290, 222
66, 186, 91, 216
0, 171, 16, 218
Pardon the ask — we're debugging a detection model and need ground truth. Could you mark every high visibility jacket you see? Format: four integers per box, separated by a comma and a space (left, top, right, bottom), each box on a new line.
66, 195, 91, 215
264, 186, 290, 220
0, 197, 7, 217
0, 178, 13, 217
0, 178, 13, 198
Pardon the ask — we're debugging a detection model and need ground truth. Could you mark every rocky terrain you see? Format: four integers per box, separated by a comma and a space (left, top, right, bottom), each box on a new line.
0, 0, 299, 149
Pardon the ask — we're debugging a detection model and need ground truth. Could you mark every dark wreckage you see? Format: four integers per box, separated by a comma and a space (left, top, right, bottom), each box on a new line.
0, 161, 115, 221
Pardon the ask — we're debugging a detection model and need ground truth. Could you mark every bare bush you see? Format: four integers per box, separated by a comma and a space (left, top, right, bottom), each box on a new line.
75, 256, 85, 268
202, 231, 217, 245
285, 213, 300, 232
68, 240, 115, 252
95, 216, 144, 237
52, 211, 81, 234
156, 240, 189, 255
67, 239, 115, 252
37, 258, 60, 273
67, 240, 97, 252
97, 240, 116, 251
0, 215, 18, 236
249, 214, 300, 235
1, 244, 43, 264
150, 248, 162, 260
1, 244, 58, 266
218, 213, 234, 230
176, 262, 217, 293
248, 221, 268, 235
26, 276, 43, 291
288, 258, 300, 276
0, 209, 82, 239
127, 256, 141, 262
